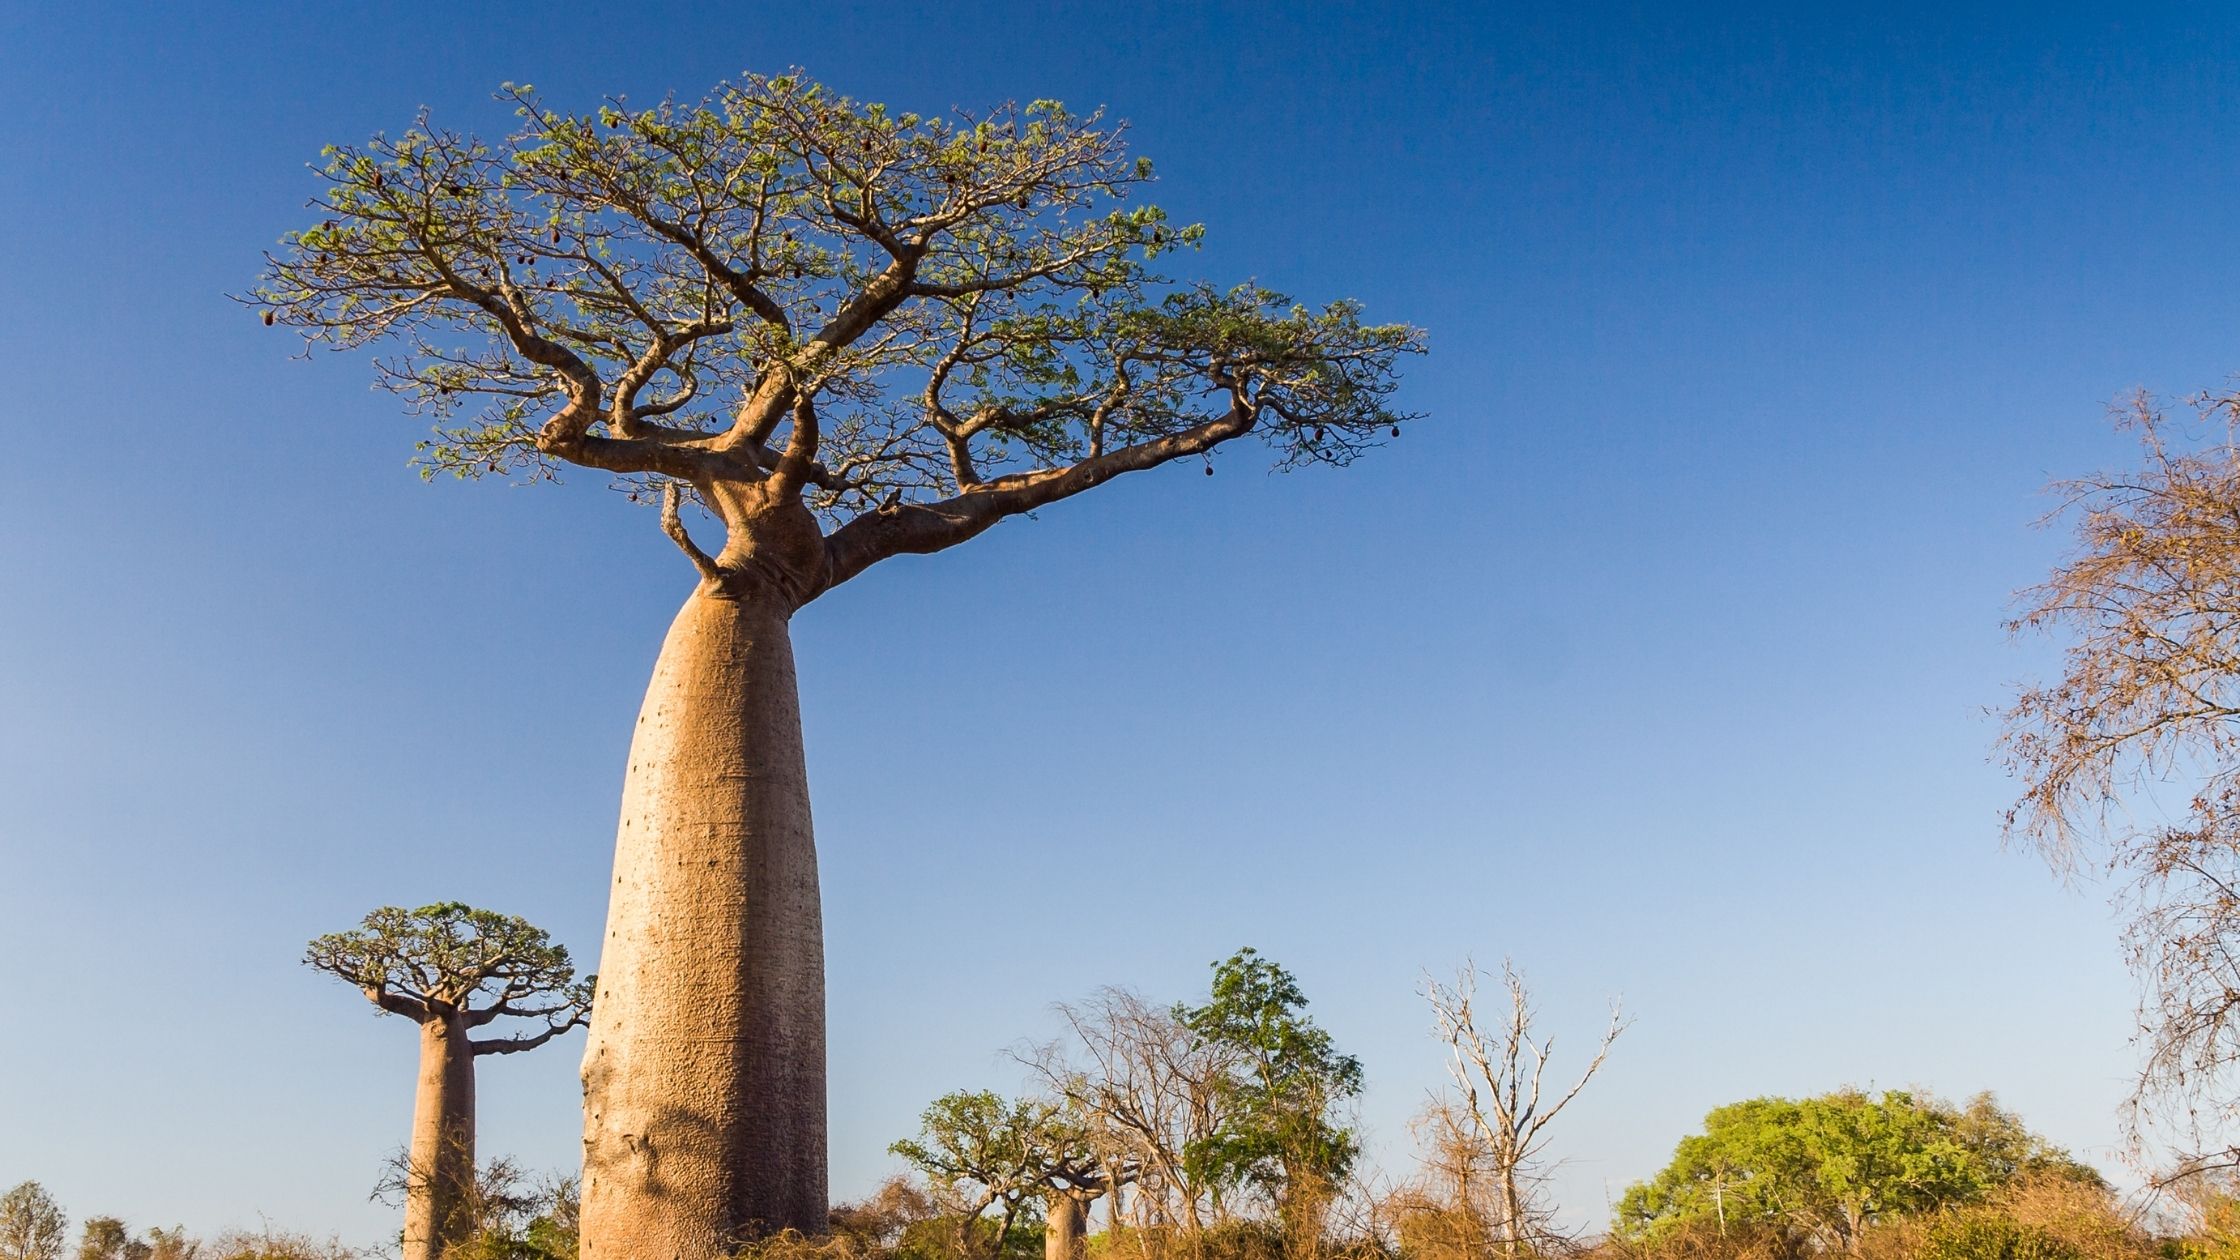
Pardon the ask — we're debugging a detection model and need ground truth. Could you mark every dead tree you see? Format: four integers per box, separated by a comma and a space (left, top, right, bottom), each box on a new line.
1419, 959, 1624, 1258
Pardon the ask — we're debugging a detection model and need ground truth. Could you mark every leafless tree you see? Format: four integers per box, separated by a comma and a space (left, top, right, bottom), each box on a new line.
1418, 960, 1624, 1259
1022, 988, 1246, 1246
2002, 394, 2240, 1170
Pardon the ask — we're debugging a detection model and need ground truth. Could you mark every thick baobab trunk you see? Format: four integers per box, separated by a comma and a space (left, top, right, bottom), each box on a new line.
1044, 1195, 1088, 1260
404, 1013, 477, 1260
580, 585, 827, 1257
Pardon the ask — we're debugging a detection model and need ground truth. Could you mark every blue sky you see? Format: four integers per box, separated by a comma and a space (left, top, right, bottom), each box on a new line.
2, 0, 2231, 1243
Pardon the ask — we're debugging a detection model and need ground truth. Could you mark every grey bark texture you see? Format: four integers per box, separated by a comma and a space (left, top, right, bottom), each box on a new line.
1043, 1195, 1088, 1260
580, 586, 828, 1256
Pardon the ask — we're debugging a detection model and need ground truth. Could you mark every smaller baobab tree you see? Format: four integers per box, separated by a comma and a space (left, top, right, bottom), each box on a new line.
890, 1091, 1130, 1260
306, 903, 592, 1260
1417, 959, 1624, 1259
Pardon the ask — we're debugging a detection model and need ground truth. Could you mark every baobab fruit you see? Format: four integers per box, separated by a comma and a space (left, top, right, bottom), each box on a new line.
262, 309, 275, 326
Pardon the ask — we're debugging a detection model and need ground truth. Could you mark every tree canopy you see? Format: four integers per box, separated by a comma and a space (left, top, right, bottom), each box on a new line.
889, 1090, 1110, 1256
250, 72, 1423, 598
74, 1218, 145, 1260
304, 903, 591, 1051
1176, 948, 1365, 1211
1614, 1090, 2095, 1255
0, 1183, 66, 1260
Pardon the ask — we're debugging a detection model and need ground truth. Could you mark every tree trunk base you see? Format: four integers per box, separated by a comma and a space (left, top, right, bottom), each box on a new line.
580, 590, 828, 1257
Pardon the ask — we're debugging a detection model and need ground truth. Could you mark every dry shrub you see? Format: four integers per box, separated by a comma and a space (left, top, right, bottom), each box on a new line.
1385, 1191, 1490, 1260
1578, 1219, 1792, 1260
737, 1178, 1002, 1260
1992, 1174, 2154, 1260
1853, 1174, 2151, 1260
828, 1178, 945, 1256
734, 1230, 863, 1260
1088, 1222, 1279, 1260
1911, 1215, 2077, 1260
202, 1228, 357, 1260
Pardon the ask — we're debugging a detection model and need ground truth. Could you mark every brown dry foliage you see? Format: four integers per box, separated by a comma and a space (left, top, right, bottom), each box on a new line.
2002, 394, 2240, 1161
200, 1229, 358, 1260
1851, 1173, 2152, 1260
2002, 394, 2240, 866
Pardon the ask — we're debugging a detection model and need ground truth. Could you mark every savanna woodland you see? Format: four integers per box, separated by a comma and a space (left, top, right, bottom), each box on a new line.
27, 13, 2240, 1260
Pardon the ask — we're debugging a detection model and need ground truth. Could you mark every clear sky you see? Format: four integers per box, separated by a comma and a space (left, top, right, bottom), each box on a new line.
2, 0, 2231, 1244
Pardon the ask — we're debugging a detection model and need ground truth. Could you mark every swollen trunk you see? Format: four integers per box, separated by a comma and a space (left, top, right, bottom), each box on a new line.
580, 591, 827, 1257
1045, 1195, 1087, 1260
403, 1014, 476, 1260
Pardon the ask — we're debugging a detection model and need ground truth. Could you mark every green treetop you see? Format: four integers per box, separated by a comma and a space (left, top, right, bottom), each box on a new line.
1615, 1090, 2098, 1256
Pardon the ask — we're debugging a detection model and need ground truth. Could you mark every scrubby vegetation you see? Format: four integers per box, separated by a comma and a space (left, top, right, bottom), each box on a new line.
19, 51, 2240, 1260
11, 952, 2229, 1260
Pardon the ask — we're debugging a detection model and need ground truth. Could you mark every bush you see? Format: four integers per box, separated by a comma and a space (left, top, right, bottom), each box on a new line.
201, 1229, 355, 1260
1579, 1217, 1796, 1260
1920, 1216, 2080, 1260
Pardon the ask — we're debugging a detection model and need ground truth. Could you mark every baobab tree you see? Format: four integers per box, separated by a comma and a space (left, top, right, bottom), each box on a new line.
890, 1090, 1127, 1260
306, 903, 592, 1260
252, 71, 1421, 1256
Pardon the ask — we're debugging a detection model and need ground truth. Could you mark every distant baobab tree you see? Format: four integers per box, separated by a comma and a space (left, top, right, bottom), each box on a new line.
889, 1090, 1124, 1260
306, 903, 591, 1260
253, 70, 1422, 1257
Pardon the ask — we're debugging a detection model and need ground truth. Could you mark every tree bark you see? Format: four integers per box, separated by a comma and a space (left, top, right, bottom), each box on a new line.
1496, 1166, 1523, 1260
580, 586, 828, 1258
404, 1013, 477, 1260
1044, 1195, 1087, 1260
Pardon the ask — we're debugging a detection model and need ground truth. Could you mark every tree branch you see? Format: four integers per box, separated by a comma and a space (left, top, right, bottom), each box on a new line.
821, 394, 1255, 591
366, 985, 431, 1022
661, 481, 724, 582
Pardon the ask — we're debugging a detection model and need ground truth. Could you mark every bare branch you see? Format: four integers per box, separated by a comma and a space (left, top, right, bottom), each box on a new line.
660, 481, 724, 583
